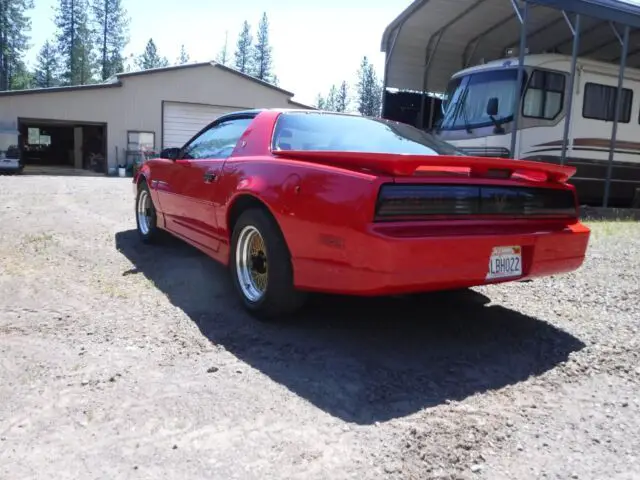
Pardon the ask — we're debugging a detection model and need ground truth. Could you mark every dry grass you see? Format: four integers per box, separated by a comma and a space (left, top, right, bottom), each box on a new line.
583, 219, 639, 238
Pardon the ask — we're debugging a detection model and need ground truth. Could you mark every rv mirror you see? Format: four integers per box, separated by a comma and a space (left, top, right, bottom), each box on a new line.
486, 97, 499, 117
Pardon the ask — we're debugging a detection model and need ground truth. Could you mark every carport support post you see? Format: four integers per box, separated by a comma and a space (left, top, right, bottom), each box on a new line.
382, 25, 402, 119
509, 0, 528, 159
604, 25, 630, 208
560, 13, 581, 166
419, 32, 443, 130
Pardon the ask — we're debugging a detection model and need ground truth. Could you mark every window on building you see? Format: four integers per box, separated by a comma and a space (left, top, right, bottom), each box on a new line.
127, 131, 155, 151
522, 70, 566, 120
27, 127, 51, 146
582, 82, 633, 123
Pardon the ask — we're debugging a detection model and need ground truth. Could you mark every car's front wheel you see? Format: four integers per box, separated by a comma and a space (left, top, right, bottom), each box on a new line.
135, 180, 161, 243
230, 208, 307, 320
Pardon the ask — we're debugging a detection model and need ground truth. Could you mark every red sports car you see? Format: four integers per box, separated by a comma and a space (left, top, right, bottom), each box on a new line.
133, 109, 590, 319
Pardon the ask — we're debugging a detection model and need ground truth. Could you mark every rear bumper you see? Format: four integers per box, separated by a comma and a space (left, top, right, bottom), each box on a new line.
292, 221, 590, 295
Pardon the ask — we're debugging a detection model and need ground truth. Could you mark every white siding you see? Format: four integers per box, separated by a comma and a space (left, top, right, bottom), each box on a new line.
162, 102, 241, 148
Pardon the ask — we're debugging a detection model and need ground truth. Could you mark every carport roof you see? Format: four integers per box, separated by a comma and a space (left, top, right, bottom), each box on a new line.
381, 0, 640, 93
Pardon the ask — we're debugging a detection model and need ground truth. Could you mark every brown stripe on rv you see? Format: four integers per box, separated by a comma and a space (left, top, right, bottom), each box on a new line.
534, 138, 640, 151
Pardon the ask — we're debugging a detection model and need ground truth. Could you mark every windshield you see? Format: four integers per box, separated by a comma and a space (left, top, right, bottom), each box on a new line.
0, 132, 20, 159
272, 112, 465, 156
439, 68, 525, 131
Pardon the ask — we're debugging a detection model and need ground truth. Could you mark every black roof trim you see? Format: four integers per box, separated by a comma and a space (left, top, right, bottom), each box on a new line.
0, 61, 296, 99
119, 61, 294, 96
210, 62, 295, 96
288, 98, 316, 109
0, 80, 122, 97
116, 61, 213, 79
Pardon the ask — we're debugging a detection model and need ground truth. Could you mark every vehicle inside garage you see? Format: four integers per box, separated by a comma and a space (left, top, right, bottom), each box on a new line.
18, 120, 107, 173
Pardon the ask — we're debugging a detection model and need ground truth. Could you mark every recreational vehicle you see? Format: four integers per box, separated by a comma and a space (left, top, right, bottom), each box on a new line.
434, 53, 640, 207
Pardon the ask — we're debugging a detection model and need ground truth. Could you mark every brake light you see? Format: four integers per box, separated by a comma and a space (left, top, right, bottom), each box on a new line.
374, 184, 578, 221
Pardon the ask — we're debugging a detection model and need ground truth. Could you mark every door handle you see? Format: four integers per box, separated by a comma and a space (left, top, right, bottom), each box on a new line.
203, 171, 217, 183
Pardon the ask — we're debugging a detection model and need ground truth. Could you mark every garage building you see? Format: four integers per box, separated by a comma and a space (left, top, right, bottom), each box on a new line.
0, 62, 310, 175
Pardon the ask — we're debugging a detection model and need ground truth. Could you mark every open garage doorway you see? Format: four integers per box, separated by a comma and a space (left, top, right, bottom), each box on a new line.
18, 118, 107, 174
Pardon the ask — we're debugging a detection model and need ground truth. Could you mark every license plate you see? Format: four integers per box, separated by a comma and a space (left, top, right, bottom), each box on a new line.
486, 246, 522, 280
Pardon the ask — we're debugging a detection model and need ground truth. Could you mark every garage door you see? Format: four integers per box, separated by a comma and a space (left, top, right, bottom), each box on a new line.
162, 102, 243, 148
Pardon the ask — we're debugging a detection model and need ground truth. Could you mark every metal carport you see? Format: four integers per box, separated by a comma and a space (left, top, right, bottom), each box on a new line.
381, 0, 640, 207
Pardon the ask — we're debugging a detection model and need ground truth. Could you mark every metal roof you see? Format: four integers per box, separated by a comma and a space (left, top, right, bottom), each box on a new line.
0, 62, 295, 98
381, 0, 640, 93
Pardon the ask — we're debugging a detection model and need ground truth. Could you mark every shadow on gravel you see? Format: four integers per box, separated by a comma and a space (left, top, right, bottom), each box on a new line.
115, 229, 585, 425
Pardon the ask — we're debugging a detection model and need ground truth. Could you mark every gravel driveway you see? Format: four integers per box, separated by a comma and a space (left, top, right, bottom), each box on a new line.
0, 175, 638, 480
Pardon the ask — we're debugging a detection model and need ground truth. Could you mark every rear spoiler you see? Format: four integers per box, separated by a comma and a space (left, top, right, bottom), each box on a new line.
272, 150, 577, 184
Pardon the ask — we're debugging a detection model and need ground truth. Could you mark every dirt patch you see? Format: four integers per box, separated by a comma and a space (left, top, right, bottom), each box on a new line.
1, 176, 639, 479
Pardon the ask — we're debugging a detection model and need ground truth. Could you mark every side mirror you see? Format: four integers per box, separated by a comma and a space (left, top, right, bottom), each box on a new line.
486, 97, 499, 117
160, 147, 181, 160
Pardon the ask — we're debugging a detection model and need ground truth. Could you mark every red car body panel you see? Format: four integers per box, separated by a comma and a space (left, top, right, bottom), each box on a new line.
134, 109, 590, 296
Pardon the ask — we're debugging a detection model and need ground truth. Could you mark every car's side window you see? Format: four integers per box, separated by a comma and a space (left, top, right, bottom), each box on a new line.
181, 117, 254, 160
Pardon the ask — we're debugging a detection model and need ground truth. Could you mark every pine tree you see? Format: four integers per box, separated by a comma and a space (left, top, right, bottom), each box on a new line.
8, 60, 32, 90
216, 31, 229, 66
0, 0, 34, 91
54, 0, 97, 85
336, 81, 349, 112
91, 0, 130, 81
356, 56, 382, 117
234, 21, 253, 74
136, 38, 169, 70
75, 18, 96, 84
251, 12, 273, 82
316, 82, 348, 112
34, 40, 60, 88
122, 52, 134, 72
325, 85, 338, 111
177, 44, 189, 64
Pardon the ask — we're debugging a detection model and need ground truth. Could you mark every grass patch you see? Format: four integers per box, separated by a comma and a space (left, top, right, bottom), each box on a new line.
92, 269, 158, 300
584, 220, 639, 238
20, 232, 57, 252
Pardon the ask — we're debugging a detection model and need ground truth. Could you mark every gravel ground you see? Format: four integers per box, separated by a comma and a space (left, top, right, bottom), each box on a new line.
0, 175, 639, 480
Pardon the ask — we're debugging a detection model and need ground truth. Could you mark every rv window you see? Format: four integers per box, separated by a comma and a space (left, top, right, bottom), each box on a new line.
582, 82, 632, 123
522, 70, 565, 120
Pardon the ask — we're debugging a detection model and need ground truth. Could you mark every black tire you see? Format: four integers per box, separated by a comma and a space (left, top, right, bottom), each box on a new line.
230, 208, 307, 320
135, 180, 161, 244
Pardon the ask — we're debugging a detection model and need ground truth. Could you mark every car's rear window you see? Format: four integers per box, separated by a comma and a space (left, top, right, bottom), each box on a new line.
271, 111, 464, 156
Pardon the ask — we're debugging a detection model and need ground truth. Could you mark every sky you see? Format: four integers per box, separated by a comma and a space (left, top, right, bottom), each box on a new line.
25, 0, 412, 106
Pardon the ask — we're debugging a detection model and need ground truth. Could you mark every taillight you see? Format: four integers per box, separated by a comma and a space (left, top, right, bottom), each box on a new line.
374, 184, 577, 221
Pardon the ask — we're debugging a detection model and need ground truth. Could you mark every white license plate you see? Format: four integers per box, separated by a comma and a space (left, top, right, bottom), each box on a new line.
486, 246, 522, 280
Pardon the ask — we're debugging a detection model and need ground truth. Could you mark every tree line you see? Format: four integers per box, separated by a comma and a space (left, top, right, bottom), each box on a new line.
315, 56, 383, 117
0, 0, 131, 89
1, 1, 383, 116
219, 13, 277, 85
0, 1, 278, 90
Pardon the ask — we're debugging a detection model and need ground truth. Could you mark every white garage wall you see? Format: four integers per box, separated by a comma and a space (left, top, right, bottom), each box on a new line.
162, 102, 242, 148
